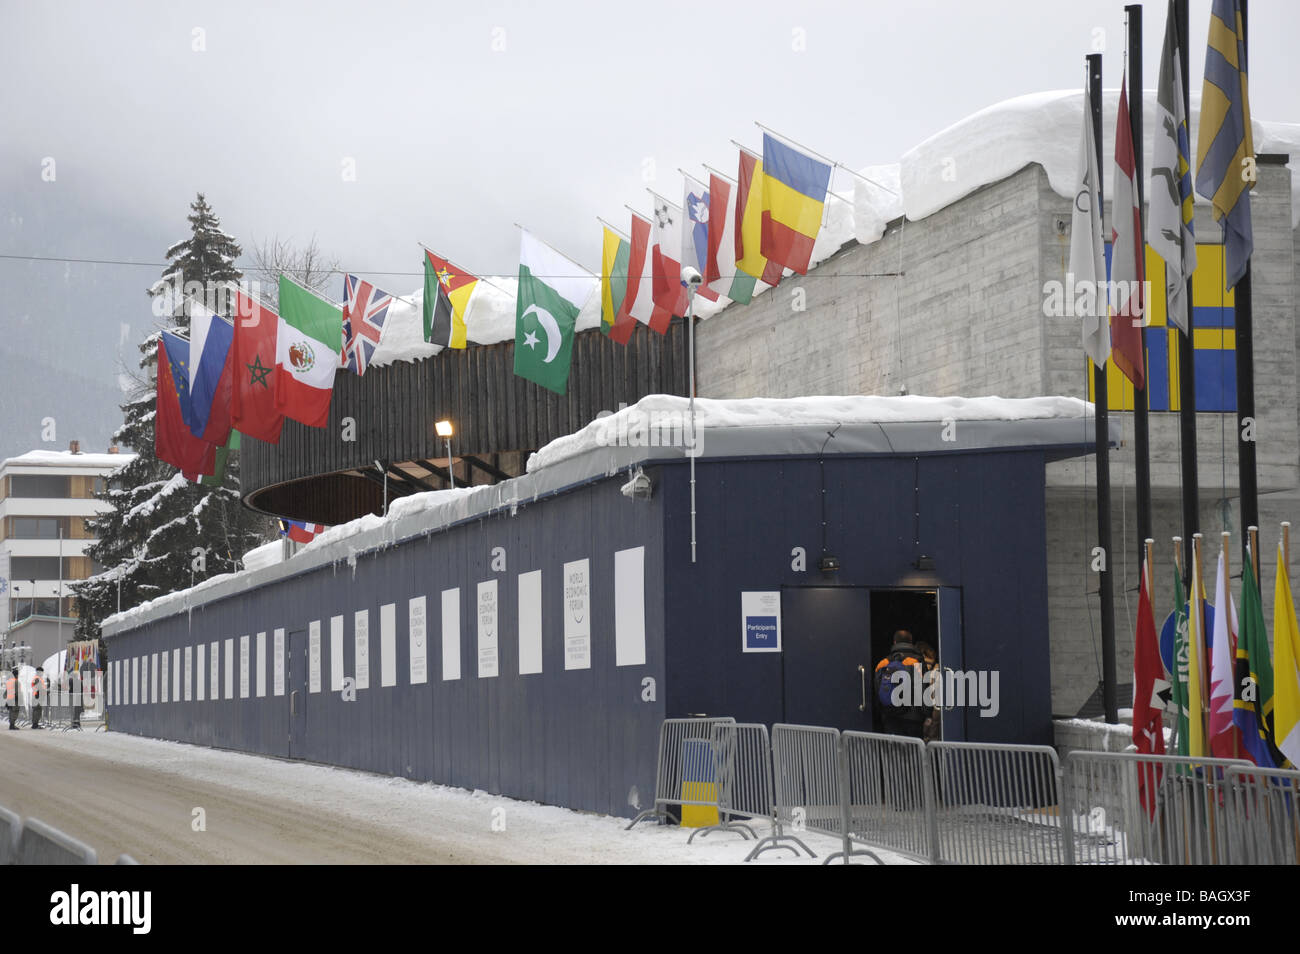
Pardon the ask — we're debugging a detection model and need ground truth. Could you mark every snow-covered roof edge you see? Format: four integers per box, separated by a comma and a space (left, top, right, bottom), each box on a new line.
102, 394, 1110, 637
2, 450, 136, 472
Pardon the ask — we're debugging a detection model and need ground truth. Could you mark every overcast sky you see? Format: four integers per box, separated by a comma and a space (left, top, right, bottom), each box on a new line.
1, 0, 1297, 455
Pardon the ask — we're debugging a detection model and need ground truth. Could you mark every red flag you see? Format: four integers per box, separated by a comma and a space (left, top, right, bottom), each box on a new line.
231, 291, 285, 444
1133, 556, 1167, 817
1110, 78, 1147, 390
156, 335, 216, 476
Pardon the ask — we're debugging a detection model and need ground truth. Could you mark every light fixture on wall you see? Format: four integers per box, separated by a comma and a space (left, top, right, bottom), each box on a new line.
620, 467, 652, 500
818, 554, 840, 574
435, 420, 455, 489
913, 555, 935, 571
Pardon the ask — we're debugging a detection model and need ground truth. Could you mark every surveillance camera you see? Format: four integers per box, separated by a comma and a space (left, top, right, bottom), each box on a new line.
681, 265, 702, 285
620, 468, 653, 500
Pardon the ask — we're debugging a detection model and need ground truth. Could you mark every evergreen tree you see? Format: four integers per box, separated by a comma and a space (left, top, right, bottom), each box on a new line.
74, 195, 276, 637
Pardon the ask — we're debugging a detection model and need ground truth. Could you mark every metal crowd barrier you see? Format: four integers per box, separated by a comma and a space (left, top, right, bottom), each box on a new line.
771, 724, 882, 864
1223, 766, 1300, 865
626, 717, 736, 829
928, 741, 1069, 864
841, 730, 934, 863
1062, 751, 1250, 865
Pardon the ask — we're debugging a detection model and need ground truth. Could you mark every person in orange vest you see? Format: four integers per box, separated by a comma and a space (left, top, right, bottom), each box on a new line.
30, 667, 46, 729
5, 669, 18, 730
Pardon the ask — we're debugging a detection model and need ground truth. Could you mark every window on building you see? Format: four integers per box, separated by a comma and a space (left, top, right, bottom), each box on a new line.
10, 557, 65, 579
9, 516, 69, 539
93, 476, 106, 494
8, 475, 71, 498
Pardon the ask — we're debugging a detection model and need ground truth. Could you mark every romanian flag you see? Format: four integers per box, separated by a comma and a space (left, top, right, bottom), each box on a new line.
759, 132, 833, 275
736, 149, 784, 287
600, 226, 635, 344
1275, 541, 1300, 767
423, 251, 472, 348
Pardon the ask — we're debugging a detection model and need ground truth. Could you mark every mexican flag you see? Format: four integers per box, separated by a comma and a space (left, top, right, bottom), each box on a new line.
514, 230, 597, 396
276, 276, 343, 428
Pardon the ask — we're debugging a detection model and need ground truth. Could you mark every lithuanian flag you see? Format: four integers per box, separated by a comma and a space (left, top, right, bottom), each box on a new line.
600, 226, 635, 344
423, 250, 473, 348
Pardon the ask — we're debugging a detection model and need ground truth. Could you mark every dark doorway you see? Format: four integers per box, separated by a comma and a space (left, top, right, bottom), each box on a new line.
869, 590, 938, 671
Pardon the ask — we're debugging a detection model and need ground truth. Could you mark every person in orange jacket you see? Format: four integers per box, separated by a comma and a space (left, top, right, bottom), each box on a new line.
30, 667, 46, 729
5, 669, 18, 730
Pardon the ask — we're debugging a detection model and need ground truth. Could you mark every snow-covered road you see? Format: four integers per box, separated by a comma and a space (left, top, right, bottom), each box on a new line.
0, 728, 914, 864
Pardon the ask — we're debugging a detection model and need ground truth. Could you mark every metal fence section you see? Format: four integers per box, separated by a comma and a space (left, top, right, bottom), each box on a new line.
928, 741, 1068, 864
1224, 766, 1300, 865
15, 818, 97, 865
1062, 751, 1250, 864
841, 731, 933, 862
771, 724, 881, 864
627, 717, 735, 829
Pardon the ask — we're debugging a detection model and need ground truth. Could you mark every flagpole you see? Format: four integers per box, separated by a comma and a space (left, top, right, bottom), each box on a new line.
1171, 535, 1183, 753
280, 271, 342, 307
729, 139, 759, 158
1176, 0, 1201, 586
510, 225, 597, 278
596, 217, 630, 241
702, 163, 736, 184
836, 163, 901, 197
1248, 525, 1260, 589
754, 122, 839, 168
1193, 531, 1209, 747
1088, 52, 1120, 725
415, 243, 512, 295
1234, 0, 1260, 573
1284, 521, 1292, 567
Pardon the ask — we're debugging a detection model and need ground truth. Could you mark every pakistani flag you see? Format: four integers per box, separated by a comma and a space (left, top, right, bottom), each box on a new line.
514, 230, 597, 395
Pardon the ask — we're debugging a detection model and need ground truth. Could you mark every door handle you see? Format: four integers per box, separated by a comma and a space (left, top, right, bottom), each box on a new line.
291, 689, 298, 715
858, 664, 867, 712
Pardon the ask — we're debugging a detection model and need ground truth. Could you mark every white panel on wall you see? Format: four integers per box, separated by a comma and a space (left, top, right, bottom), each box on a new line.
408, 597, 428, 685
150, 652, 158, 703
131, 657, 137, 705
160, 651, 169, 703
615, 546, 647, 667
224, 638, 234, 699
380, 603, 396, 688
184, 647, 193, 702
330, 615, 344, 691
256, 632, 267, 698
441, 588, 460, 681
172, 648, 180, 701
197, 646, 206, 702
309, 621, 321, 694
239, 635, 250, 699
518, 570, 543, 675
209, 642, 219, 701
274, 628, 286, 697
477, 580, 498, 679
354, 609, 370, 690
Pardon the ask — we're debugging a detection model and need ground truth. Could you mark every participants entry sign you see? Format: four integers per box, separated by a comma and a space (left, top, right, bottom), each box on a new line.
742, 591, 782, 653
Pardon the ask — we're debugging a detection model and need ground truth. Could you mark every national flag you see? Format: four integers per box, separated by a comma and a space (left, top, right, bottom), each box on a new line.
197, 430, 239, 488
600, 226, 636, 343
1196, 0, 1254, 290
513, 230, 597, 396
1133, 556, 1167, 816
187, 302, 234, 445
341, 274, 393, 375
422, 253, 455, 348
1187, 552, 1208, 757
681, 174, 719, 303
422, 251, 472, 349
1235, 548, 1279, 767
1148, 0, 1198, 333
231, 291, 285, 445
1209, 547, 1243, 758
279, 519, 325, 544
736, 148, 785, 287
759, 132, 833, 275
1275, 541, 1300, 767
1170, 564, 1191, 755
705, 171, 757, 304
649, 192, 688, 319
156, 332, 217, 476
621, 213, 670, 334
1110, 78, 1146, 390
1071, 83, 1109, 368
276, 277, 342, 429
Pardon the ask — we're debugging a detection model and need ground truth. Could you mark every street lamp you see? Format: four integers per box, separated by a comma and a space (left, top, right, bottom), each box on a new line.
435, 420, 455, 489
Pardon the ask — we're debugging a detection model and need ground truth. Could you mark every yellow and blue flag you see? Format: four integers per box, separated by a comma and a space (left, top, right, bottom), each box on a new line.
759, 133, 833, 275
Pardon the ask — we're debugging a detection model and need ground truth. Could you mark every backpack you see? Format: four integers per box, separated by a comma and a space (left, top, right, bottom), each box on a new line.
874, 651, 923, 713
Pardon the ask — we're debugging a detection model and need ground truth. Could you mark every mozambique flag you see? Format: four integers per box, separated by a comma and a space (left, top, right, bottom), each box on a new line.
600, 226, 635, 344
1235, 550, 1279, 766
422, 250, 472, 348
1196, 0, 1253, 290
759, 132, 833, 275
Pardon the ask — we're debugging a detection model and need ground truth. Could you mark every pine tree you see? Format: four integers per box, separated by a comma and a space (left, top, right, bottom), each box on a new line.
74, 195, 276, 637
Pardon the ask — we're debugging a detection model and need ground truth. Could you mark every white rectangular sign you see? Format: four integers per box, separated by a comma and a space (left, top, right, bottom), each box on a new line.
184, 646, 192, 701
615, 547, 646, 667
408, 596, 427, 684
741, 591, 783, 653
239, 635, 250, 699
477, 580, 499, 679
330, 615, 344, 691
224, 638, 234, 699
256, 632, 267, 698
563, 559, 591, 670
354, 609, 370, 690
274, 628, 286, 697
380, 603, 396, 688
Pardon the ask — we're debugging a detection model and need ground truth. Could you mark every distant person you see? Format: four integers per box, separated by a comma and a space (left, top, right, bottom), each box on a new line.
30, 667, 46, 729
872, 630, 927, 739
5, 669, 18, 730
914, 640, 942, 742
70, 668, 84, 729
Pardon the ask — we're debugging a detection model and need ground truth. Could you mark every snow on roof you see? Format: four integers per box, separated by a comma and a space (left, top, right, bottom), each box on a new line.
2, 449, 135, 471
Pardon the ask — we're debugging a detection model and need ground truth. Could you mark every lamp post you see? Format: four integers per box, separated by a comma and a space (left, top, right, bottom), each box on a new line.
436, 420, 455, 489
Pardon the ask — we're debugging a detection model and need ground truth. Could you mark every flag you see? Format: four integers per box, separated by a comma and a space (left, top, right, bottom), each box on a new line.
1133, 556, 1167, 816
621, 213, 670, 334
1235, 548, 1279, 766
1275, 541, 1300, 767
188, 302, 234, 445
198, 430, 238, 489
600, 226, 636, 343
422, 251, 472, 349
513, 230, 597, 395
705, 171, 757, 304
276, 277, 342, 428
1148, 0, 1198, 333
341, 274, 393, 375
1209, 547, 1242, 758
1071, 84, 1109, 368
649, 192, 688, 318
1187, 551, 1208, 757
736, 148, 785, 287
1196, 0, 1253, 290
759, 132, 833, 275
1171, 564, 1191, 755
423, 253, 455, 348
1109, 78, 1146, 390
231, 291, 285, 445
681, 174, 719, 303
279, 519, 325, 544
156, 332, 217, 476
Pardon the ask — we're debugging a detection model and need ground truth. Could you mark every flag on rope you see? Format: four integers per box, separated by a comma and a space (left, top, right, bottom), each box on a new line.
600, 225, 635, 343
1235, 548, 1279, 766
276, 277, 343, 428
422, 250, 472, 349
513, 229, 597, 396
1110, 78, 1146, 390
341, 274, 394, 375
231, 290, 285, 445
1187, 552, 1208, 757
759, 132, 833, 275
279, 519, 326, 544
649, 192, 688, 319
187, 301, 235, 445
621, 212, 670, 334
1170, 562, 1191, 755
1070, 82, 1109, 368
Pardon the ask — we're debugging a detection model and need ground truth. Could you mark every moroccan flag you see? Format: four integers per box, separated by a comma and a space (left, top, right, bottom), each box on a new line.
1071, 82, 1109, 369
1196, 0, 1253, 290
706, 171, 757, 304
513, 230, 597, 395
681, 174, 719, 303
1235, 549, 1279, 766
188, 302, 234, 445
1274, 541, 1300, 767
621, 212, 670, 334
1170, 565, 1191, 755
1187, 553, 1208, 757
276, 277, 342, 428
157, 332, 217, 476
231, 291, 285, 445
1148, 0, 1197, 333
600, 226, 636, 344
649, 192, 688, 319
422, 251, 472, 348
759, 132, 833, 275
1109, 78, 1146, 390
736, 148, 785, 287
1133, 556, 1167, 816
1209, 547, 1243, 758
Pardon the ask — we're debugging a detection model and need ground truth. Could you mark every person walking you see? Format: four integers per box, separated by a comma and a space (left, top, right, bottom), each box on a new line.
30, 667, 46, 729
872, 630, 928, 739
5, 669, 18, 730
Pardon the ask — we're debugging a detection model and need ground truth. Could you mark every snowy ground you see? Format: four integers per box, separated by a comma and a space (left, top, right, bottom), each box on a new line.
0, 728, 915, 865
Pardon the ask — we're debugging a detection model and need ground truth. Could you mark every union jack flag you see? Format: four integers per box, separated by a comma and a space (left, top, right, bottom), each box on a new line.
341, 273, 394, 375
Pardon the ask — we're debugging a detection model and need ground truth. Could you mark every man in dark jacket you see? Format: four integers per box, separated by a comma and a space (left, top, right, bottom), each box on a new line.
872, 630, 928, 738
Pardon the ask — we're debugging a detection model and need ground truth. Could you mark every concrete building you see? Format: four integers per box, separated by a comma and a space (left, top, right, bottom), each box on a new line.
0, 443, 133, 663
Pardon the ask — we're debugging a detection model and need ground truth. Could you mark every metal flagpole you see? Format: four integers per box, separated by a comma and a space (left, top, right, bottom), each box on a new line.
511, 225, 597, 278
1175, 0, 1201, 584
596, 217, 630, 241
836, 163, 901, 197
1127, 5, 1154, 580
416, 242, 512, 294
754, 122, 839, 167
687, 282, 698, 563
1234, 0, 1259, 573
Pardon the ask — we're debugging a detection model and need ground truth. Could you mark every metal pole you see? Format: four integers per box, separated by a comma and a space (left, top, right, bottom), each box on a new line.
1175, 0, 1200, 584
1236, 0, 1258, 572
688, 284, 698, 564
57, 527, 63, 646
1127, 5, 1153, 573
446, 439, 455, 490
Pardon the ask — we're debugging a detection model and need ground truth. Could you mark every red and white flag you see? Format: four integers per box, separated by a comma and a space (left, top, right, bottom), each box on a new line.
1209, 546, 1243, 758
649, 191, 688, 321
622, 212, 671, 334
1133, 555, 1167, 817
1110, 77, 1146, 390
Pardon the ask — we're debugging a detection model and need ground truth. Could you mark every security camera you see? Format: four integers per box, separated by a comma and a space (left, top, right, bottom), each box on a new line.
620, 467, 653, 500
681, 265, 703, 285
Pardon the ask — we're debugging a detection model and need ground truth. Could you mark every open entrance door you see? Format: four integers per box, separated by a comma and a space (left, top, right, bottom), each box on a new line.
781, 587, 872, 730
